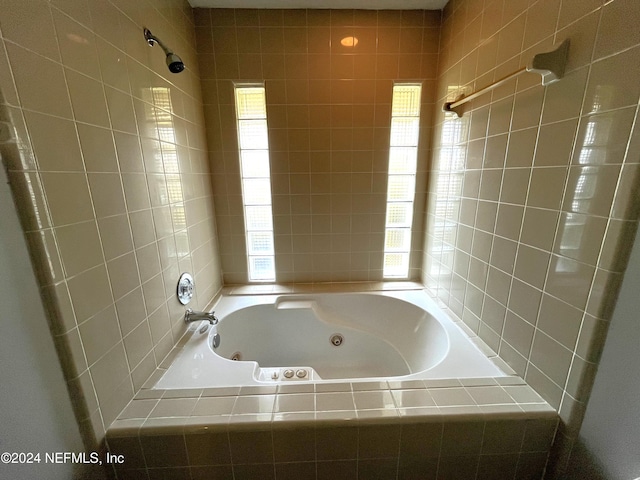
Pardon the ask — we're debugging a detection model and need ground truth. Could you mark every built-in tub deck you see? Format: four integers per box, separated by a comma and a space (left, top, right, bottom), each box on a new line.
106, 284, 558, 480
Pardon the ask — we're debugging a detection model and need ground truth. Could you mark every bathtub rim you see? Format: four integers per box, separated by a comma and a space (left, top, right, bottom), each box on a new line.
154, 288, 509, 389
108, 284, 557, 440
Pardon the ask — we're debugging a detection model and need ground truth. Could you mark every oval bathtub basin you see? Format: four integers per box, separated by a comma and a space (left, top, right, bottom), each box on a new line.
155, 290, 506, 389
214, 294, 447, 379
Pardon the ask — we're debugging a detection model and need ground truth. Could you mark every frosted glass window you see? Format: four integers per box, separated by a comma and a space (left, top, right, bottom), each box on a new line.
391, 85, 421, 116
385, 229, 411, 251
238, 120, 268, 150
241, 150, 270, 178
390, 118, 420, 147
389, 147, 418, 174
384, 83, 421, 278
386, 203, 412, 227
235, 85, 275, 282
245, 206, 273, 230
384, 253, 410, 278
248, 232, 274, 255
236, 87, 268, 119
243, 179, 272, 205
387, 175, 416, 202
249, 257, 276, 280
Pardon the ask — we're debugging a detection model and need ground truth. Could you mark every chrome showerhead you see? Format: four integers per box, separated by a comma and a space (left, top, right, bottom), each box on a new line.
166, 52, 185, 73
144, 28, 185, 74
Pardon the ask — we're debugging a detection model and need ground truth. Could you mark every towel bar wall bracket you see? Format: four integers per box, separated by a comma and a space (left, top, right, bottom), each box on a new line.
443, 39, 570, 117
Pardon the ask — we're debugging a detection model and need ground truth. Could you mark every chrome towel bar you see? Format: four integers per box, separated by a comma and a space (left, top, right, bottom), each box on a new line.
443, 39, 570, 117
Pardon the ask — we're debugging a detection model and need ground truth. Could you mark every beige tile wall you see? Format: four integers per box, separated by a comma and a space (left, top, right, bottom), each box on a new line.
3, 0, 637, 468
0, 0, 222, 447
423, 0, 640, 475
109, 418, 556, 480
107, 378, 558, 480
197, 8, 440, 283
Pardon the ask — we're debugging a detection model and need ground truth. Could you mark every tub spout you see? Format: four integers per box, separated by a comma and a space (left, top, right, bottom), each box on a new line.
184, 308, 218, 325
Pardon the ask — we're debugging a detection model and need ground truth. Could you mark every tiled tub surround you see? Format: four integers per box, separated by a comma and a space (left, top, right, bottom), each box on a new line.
0, 0, 223, 448
197, 8, 441, 283
422, 0, 640, 475
107, 378, 557, 480
105, 286, 557, 479
0, 0, 635, 478
155, 289, 506, 389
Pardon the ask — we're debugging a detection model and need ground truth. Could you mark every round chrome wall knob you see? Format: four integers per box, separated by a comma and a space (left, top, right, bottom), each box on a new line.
177, 273, 194, 305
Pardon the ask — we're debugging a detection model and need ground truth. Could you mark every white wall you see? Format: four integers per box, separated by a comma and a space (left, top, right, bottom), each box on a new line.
569, 227, 640, 480
0, 165, 86, 479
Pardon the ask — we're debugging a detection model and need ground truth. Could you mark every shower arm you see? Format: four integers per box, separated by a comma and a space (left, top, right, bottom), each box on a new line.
144, 28, 173, 56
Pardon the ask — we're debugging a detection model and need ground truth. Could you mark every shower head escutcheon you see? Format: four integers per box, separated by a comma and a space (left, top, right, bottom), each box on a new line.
143, 28, 185, 74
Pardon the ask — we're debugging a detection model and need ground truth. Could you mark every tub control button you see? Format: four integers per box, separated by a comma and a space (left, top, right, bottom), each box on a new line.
283, 369, 294, 378
296, 369, 307, 378
271, 371, 279, 380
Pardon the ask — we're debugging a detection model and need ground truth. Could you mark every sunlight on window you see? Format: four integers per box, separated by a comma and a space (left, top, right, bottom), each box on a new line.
235, 86, 275, 282
383, 84, 422, 278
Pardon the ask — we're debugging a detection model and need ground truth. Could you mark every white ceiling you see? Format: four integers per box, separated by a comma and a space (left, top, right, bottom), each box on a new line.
188, 0, 448, 10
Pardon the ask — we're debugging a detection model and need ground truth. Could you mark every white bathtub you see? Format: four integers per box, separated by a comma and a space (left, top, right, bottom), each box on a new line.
155, 289, 506, 389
